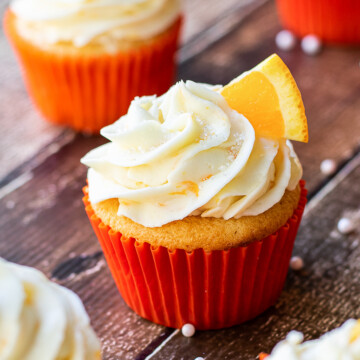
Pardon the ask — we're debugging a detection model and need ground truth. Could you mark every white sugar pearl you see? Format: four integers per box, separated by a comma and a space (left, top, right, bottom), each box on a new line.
320, 159, 336, 175
275, 30, 297, 51
194, 358, 204, 360
286, 330, 304, 345
5, 200, 15, 209
301, 35, 322, 55
290, 256, 304, 271
337, 218, 355, 234
182, 323, 196, 337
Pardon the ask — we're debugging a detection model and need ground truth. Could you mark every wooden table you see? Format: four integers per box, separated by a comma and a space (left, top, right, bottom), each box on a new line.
1, 1, 360, 359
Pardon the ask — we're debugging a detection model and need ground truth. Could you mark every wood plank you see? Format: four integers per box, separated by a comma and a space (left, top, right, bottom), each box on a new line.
180, 0, 268, 62
143, 151, 360, 360
178, 1, 360, 195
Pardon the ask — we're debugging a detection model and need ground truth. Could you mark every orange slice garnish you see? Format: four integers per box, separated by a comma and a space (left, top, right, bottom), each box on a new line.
221, 54, 308, 142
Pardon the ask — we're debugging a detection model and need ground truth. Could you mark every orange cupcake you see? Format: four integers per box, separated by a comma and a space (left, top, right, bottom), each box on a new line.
4, 0, 182, 133
276, 0, 360, 44
81, 55, 308, 329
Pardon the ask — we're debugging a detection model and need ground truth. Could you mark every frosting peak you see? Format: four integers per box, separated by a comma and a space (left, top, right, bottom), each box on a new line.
81, 81, 302, 227
10, 0, 181, 47
266, 320, 360, 360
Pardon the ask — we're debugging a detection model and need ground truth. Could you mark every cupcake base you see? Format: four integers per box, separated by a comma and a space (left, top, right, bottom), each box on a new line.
83, 181, 307, 330
3, 10, 182, 133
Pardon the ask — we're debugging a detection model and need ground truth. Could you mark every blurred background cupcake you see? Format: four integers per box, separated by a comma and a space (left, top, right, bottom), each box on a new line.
276, 0, 360, 45
3, 0, 182, 133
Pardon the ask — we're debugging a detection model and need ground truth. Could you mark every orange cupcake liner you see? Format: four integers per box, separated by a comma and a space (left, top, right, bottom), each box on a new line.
276, 0, 360, 44
3, 10, 182, 133
83, 181, 307, 330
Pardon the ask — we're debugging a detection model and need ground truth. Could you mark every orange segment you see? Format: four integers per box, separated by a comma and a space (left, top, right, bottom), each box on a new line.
221, 54, 308, 143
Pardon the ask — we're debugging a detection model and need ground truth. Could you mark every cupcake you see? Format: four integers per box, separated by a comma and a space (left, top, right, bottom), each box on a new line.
260, 319, 360, 359
3, 0, 182, 133
276, 0, 360, 44
0, 258, 101, 359
81, 54, 308, 329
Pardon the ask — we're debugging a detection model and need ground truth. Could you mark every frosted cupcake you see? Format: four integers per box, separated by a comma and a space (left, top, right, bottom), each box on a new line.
0, 258, 101, 359
260, 319, 360, 359
4, 0, 182, 133
82, 54, 308, 329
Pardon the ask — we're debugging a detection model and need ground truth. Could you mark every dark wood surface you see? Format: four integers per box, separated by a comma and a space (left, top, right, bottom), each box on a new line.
1, 1, 360, 359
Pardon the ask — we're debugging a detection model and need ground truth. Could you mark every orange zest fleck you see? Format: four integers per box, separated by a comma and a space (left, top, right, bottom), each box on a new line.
169, 181, 199, 196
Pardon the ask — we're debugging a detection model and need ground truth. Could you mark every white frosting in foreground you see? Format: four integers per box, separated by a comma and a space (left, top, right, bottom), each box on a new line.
81, 80, 302, 227
0, 258, 101, 360
267, 319, 360, 360
10, 0, 181, 47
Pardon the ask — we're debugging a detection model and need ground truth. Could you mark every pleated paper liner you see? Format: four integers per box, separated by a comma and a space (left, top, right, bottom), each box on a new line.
276, 0, 360, 44
83, 181, 307, 330
3, 10, 182, 133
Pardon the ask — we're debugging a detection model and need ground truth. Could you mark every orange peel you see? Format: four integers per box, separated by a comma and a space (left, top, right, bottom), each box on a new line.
221, 54, 308, 142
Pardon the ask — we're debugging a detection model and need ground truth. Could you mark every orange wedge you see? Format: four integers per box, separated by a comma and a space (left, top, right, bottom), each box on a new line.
221, 54, 308, 142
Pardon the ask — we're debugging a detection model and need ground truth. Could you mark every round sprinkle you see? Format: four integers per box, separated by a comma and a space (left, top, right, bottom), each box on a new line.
194, 358, 204, 360
320, 159, 336, 175
301, 34, 322, 55
275, 30, 297, 51
182, 323, 196, 337
286, 330, 304, 344
5, 200, 15, 209
290, 256, 304, 271
337, 218, 355, 234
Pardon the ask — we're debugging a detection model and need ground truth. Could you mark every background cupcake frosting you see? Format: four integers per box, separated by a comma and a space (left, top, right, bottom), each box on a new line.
0, 259, 101, 359
265, 319, 360, 360
10, 0, 181, 47
82, 80, 303, 227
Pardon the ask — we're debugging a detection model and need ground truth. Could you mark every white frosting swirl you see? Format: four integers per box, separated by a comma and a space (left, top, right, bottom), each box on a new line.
0, 258, 101, 360
81, 80, 302, 227
266, 319, 360, 360
10, 0, 181, 47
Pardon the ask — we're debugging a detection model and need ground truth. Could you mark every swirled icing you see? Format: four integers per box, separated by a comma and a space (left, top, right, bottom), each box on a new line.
82, 81, 302, 227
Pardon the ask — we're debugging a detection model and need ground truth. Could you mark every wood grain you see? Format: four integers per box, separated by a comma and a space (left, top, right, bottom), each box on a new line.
0, 134, 167, 360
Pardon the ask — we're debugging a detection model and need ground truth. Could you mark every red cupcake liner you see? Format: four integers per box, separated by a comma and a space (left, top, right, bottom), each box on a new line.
3, 10, 182, 133
83, 181, 307, 330
276, 0, 360, 44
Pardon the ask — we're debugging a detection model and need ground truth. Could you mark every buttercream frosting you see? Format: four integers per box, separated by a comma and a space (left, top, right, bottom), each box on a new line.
10, 0, 181, 47
0, 258, 101, 360
266, 319, 360, 360
81, 80, 302, 227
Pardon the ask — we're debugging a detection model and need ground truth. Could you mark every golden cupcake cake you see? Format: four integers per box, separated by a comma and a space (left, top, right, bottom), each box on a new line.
0, 258, 101, 359
4, 0, 182, 133
82, 54, 308, 329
